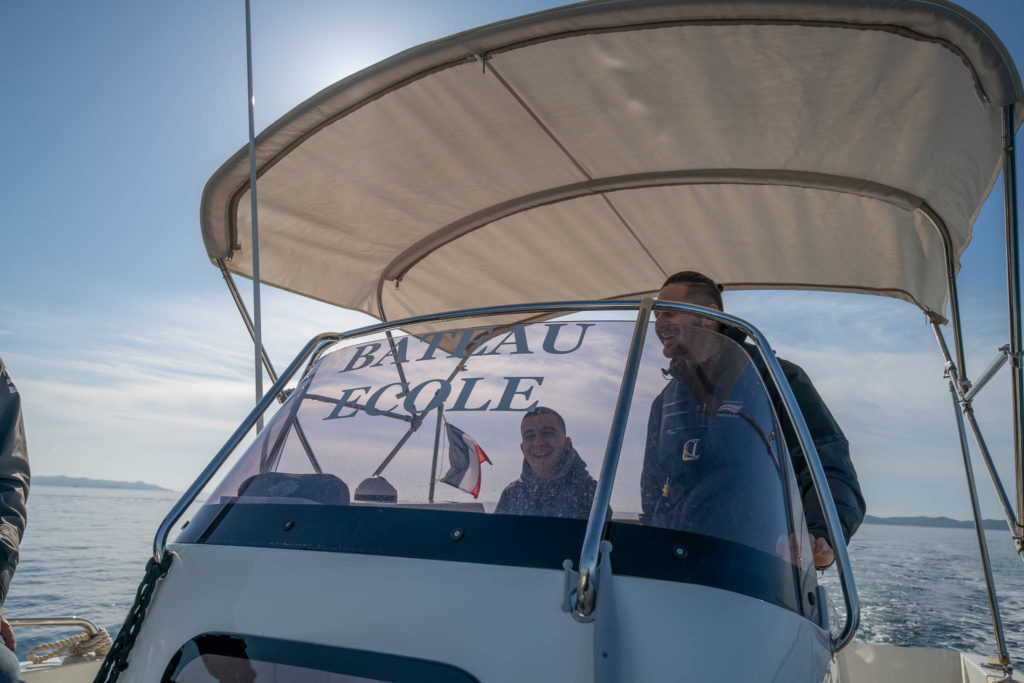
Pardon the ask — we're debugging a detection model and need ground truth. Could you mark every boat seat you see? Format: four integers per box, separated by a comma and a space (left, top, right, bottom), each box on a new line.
236, 472, 350, 505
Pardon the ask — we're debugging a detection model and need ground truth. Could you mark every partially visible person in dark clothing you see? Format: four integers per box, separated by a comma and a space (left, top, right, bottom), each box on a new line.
643, 272, 865, 569
496, 407, 597, 519
0, 358, 30, 683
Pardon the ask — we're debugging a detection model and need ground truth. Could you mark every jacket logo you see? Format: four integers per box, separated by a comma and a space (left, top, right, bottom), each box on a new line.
681, 438, 701, 462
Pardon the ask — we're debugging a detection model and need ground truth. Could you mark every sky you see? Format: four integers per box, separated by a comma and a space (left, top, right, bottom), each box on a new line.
1, 0, 1023, 522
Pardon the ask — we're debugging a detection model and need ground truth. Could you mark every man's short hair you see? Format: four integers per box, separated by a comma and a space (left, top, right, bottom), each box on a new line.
522, 406, 566, 432
661, 271, 724, 309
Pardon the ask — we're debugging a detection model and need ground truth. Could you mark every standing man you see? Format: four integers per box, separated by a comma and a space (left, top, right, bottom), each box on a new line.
643, 272, 864, 568
496, 407, 597, 519
0, 359, 30, 682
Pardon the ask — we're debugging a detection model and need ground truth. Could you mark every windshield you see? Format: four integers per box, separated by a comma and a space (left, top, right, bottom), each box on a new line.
208, 321, 624, 512
194, 318, 816, 615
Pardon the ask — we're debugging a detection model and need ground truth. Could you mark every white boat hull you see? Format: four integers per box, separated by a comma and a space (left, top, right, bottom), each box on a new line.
119, 543, 830, 681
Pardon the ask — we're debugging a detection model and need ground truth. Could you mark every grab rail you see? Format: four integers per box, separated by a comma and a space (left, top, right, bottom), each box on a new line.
572, 297, 653, 619
567, 300, 859, 652
153, 298, 859, 651
8, 616, 101, 637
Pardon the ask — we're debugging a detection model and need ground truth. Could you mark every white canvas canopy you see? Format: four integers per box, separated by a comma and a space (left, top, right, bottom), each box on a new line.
200, 0, 1023, 323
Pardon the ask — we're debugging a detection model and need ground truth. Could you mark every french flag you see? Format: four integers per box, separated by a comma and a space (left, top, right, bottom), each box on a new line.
441, 422, 491, 498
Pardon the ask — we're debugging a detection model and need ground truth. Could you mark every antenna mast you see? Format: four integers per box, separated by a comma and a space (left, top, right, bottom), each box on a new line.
244, 0, 264, 432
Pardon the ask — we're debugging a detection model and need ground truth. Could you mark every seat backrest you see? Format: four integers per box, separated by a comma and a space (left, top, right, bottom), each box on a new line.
237, 472, 350, 505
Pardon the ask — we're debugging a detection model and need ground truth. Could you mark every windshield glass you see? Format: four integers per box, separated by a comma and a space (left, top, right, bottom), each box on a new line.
620, 320, 805, 562
196, 318, 815, 611
207, 321, 624, 513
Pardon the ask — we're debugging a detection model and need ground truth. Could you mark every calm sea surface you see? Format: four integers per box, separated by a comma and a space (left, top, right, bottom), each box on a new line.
5, 486, 1024, 666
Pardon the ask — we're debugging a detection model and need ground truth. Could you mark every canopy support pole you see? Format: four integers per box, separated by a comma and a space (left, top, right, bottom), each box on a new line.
216, 259, 286, 404
1002, 104, 1024, 550
948, 382, 1012, 674
920, 203, 969, 383
244, 0, 264, 433
933, 325, 1012, 674
932, 321, 1021, 538
376, 295, 412, 396
946, 262, 969, 386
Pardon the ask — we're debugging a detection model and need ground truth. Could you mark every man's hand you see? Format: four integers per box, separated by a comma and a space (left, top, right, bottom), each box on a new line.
810, 535, 834, 569
776, 533, 835, 569
0, 609, 15, 652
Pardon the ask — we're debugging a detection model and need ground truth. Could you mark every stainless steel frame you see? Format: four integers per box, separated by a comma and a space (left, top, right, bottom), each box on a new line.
216, 259, 287, 404
932, 323, 1012, 674
964, 345, 1010, 403
908, 103, 1022, 674
933, 326, 1019, 536
1002, 104, 1024, 542
154, 299, 859, 651
919, 203, 970, 384
572, 297, 654, 621
9, 616, 102, 638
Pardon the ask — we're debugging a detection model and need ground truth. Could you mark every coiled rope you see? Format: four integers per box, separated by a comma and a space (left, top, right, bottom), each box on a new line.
28, 627, 112, 663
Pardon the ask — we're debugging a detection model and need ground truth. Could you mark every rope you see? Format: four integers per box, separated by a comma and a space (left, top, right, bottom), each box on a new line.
28, 628, 112, 663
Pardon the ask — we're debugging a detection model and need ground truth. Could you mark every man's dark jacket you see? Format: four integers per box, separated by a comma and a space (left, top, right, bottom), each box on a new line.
767, 353, 865, 542
0, 359, 29, 605
496, 448, 596, 519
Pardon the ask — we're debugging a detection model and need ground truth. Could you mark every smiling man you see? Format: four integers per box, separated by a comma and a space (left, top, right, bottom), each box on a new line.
643, 271, 865, 569
495, 407, 597, 519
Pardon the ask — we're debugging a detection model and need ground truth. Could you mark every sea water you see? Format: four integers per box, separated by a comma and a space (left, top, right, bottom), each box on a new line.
820, 522, 1024, 669
6, 486, 1024, 667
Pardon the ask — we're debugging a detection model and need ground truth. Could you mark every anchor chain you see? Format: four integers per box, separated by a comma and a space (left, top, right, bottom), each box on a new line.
93, 552, 174, 683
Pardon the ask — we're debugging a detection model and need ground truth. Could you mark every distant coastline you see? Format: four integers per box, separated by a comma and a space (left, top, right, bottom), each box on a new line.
34, 475, 171, 492
864, 514, 1005, 531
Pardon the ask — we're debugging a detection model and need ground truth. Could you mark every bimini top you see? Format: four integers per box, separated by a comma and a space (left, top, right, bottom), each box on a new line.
200, 0, 1023, 322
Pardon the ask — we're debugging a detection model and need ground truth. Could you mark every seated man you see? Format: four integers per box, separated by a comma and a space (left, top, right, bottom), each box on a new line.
642, 271, 866, 568
496, 407, 597, 519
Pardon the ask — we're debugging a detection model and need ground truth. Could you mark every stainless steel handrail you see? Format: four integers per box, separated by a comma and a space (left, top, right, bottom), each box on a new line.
153, 298, 860, 651
302, 338, 341, 379
572, 297, 653, 620
153, 299, 644, 561
8, 617, 100, 637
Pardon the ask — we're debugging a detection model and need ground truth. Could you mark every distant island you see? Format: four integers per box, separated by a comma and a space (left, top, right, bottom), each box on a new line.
34, 476, 171, 492
864, 514, 1005, 531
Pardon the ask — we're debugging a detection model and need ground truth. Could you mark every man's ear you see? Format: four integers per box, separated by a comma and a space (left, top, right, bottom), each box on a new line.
564, 436, 573, 451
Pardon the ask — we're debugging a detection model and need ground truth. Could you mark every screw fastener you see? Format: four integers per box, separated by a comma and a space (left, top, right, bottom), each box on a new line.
450, 528, 465, 541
